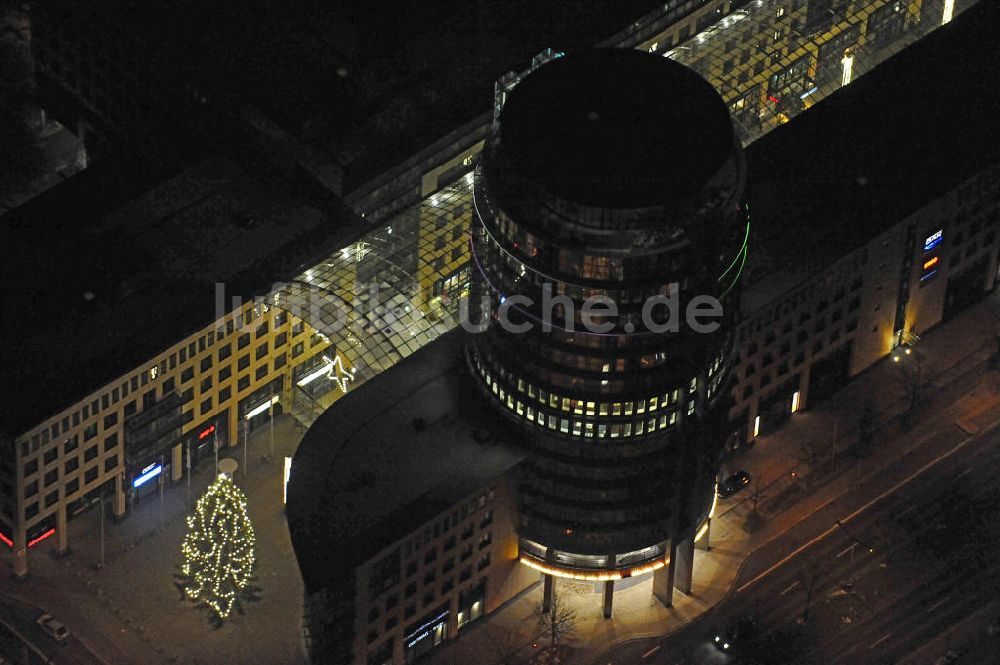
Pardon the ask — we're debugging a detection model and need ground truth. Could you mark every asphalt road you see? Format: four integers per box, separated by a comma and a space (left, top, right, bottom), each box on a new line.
0, 593, 111, 665
599, 418, 1000, 665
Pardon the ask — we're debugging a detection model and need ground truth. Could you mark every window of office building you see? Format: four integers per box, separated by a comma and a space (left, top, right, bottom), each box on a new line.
867, 1, 907, 49
768, 55, 812, 98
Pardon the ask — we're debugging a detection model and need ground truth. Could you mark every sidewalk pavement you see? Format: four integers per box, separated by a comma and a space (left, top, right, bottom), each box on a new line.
425, 292, 1000, 665
5, 415, 311, 665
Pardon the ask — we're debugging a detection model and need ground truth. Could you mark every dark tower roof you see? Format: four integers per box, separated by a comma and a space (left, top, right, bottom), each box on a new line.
498, 48, 734, 208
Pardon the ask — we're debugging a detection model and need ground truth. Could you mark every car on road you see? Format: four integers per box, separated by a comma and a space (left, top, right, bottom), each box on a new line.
713, 615, 758, 654
934, 650, 960, 665
717, 470, 751, 498
36, 613, 70, 641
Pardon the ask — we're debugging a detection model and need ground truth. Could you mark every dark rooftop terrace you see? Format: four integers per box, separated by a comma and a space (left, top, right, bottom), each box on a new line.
499, 48, 734, 208
285, 329, 526, 594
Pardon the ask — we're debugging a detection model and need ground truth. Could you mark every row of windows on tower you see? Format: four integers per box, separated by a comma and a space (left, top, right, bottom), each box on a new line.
475, 361, 692, 439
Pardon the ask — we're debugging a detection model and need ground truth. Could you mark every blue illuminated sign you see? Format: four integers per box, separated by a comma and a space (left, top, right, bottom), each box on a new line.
923, 229, 943, 252
403, 610, 448, 648
133, 464, 162, 488
920, 269, 938, 282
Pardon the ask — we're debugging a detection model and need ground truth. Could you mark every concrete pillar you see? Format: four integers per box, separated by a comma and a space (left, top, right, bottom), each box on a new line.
447, 593, 459, 637
113, 471, 126, 518
698, 518, 712, 551
171, 443, 183, 483
392, 633, 405, 664
542, 573, 554, 613
601, 552, 616, 618
674, 537, 695, 596
228, 407, 240, 448
653, 541, 677, 607
983, 245, 998, 292
13, 524, 28, 578
56, 504, 68, 556
797, 365, 812, 413
602, 580, 614, 619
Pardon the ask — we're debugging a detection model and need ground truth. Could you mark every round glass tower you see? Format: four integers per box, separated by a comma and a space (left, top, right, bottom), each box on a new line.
467, 49, 748, 581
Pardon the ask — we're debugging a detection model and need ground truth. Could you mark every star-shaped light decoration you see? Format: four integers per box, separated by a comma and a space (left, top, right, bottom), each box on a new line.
324, 354, 357, 393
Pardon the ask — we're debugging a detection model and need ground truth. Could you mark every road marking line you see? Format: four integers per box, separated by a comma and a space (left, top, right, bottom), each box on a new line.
736, 421, 993, 594
957, 467, 971, 478
837, 544, 856, 558
869, 633, 891, 649
896, 504, 918, 519
926, 596, 951, 613
780, 581, 801, 595
642, 645, 660, 659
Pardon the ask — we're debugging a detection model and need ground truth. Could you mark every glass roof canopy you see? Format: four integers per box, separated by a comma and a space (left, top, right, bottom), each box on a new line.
275, 0, 973, 416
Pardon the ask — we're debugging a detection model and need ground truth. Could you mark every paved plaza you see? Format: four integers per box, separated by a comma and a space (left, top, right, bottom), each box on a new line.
4, 416, 311, 665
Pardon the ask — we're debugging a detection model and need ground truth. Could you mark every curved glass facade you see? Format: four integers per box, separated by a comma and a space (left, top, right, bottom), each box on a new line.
466, 50, 747, 570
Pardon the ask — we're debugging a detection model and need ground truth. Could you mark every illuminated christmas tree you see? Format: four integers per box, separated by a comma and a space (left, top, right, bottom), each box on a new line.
177, 474, 257, 623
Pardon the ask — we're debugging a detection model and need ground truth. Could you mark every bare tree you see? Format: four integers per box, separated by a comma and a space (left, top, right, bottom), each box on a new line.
797, 557, 824, 625
895, 354, 931, 428
483, 623, 524, 665
534, 591, 578, 652
748, 475, 768, 514
854, 400, 882, 457
793, 437, 825, 482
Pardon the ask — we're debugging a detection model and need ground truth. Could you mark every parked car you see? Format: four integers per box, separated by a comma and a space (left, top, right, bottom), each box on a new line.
717, 471, 752, 498
36, 614, 70, 641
